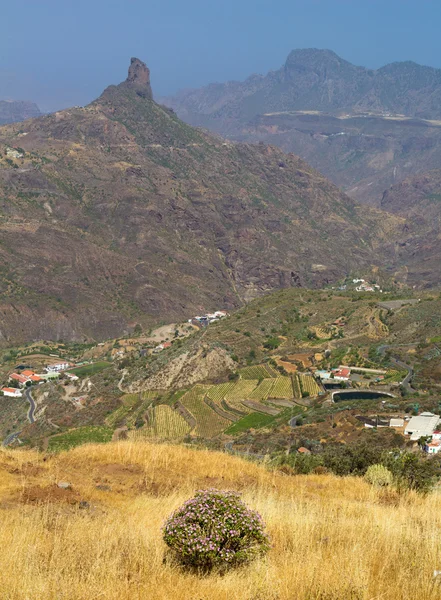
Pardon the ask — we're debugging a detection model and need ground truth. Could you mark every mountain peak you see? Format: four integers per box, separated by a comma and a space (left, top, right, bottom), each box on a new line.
121, 57, 153, 99
284, 48, 357, 76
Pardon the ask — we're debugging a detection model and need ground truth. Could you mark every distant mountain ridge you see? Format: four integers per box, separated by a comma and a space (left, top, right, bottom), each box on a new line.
0, 100, 41, 125
165, 49, 441, 123
163, 49, 441, 206
0, 57, 409, 344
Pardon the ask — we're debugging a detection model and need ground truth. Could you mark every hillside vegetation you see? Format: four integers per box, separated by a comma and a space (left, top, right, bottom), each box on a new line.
0, 440, 440, 599
0, 56, 417, 345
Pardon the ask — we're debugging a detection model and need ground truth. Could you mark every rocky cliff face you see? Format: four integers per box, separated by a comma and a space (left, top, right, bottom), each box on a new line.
115, 57, 153, 99
0, 57, 412, 344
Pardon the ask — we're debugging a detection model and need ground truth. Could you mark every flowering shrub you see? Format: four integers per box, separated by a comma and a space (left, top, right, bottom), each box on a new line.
163, 489, 270, 570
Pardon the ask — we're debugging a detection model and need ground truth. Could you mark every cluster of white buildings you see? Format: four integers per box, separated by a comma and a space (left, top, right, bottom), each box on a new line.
5, 147, 24, 159
45, 362, 71, 373
189, 310, 228, 327
404, 411, 441, 444
1, 361, 76, 398
315, 367, 351, 382
352, 279, 382, 293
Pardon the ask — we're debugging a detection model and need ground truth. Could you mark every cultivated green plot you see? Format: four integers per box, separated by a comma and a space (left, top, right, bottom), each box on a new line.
67, 361, 112, 378
292, 374, 302, 398
180, 385, 229, 437
105, 393, 139, 427
48, 426, 113, 452
141, 390, 161, 401
299, 374, 322, 397
129, 405, 190, 440
248, 379, 275, 401
225, 412, 276, 435
206, 382, 236, 402
224, 379, 258, 401
125, 399, 153, 429
270, 377, 293, 398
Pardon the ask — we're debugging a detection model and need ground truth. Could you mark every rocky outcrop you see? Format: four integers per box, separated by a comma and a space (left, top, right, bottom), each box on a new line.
121, 57, 152, 99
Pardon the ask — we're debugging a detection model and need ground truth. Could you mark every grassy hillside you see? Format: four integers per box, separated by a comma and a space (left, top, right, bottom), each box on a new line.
0, 440, 440, 599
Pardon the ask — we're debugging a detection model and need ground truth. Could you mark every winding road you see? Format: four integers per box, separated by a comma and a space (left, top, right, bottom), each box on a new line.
377, 344, 415, 393
25, 388, 36, 424
2, 387, 37, 446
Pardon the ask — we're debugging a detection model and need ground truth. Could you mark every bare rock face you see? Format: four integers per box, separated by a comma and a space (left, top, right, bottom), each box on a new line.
124, 57, 152, 99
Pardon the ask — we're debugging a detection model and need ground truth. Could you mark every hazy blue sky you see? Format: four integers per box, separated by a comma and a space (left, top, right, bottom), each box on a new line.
1, 0, 440, 111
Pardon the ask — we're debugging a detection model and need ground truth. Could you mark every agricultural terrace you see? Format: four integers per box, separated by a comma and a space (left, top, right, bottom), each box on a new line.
106, 394, 140, 428
292, 374, 302, 398
248, 379, 276, 401
225, 412, 276, 434
141, 390, 161, 401
180, 385, 230, 437
129, 405, 190, 440
238, 364, 277, 380
125, 399, 153, 429
224, 380, 258, 401
206, 383, 236, 402
269, 377, 293, 399
298, 374, 322, 397
47, 426, 113, 452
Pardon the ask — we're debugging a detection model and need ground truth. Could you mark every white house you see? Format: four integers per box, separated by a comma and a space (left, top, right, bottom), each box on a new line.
332, 367, 351, 381
46, 362, 70, 373
65, 373, 79, 381
404, 412, 440, 441
424, 440, 441, 455
2, 388, 23, 397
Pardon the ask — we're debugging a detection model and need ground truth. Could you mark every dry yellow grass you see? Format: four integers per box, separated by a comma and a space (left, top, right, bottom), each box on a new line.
0, 442, 441, 599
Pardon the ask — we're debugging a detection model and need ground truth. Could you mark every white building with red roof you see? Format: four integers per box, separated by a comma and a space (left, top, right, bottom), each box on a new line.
1, 388, 23, 397
332, 367, 351, 381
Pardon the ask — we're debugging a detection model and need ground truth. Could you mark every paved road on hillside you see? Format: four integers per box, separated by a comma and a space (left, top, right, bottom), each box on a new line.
25, 388, 36, 424
377, 344, 415, 393
2, 387, 37, 446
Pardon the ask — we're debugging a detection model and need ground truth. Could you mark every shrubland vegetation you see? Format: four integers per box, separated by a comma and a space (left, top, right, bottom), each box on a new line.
1, 440, 441, 599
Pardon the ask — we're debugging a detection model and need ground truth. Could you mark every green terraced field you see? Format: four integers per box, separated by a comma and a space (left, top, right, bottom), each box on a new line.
292, 374, 302, 398
67, 361, 112, 378
225, 412, 276, 435
48, 426, 113, 452
105, 393, 140, 427
206, 383, 236, 402
298, 374, 322, 397
129, 405, 190, 439
248, 379, 275, 401
224, 380, 258, 401
269, 377, 293, 398
141, 390, 161, 400
180, 385, 229, 437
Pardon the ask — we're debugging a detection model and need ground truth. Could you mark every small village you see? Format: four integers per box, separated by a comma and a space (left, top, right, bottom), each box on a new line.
1, 360, 79, 398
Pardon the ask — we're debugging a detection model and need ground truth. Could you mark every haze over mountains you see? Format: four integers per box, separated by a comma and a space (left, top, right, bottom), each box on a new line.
0, 100, 41, 125
164, 49, 441, 205
0, 58, 406, 343
0, 57, 439, 344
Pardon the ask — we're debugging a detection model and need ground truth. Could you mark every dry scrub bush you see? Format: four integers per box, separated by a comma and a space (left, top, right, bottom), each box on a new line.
365, 464, 393, 487
163, 489, 269, 570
